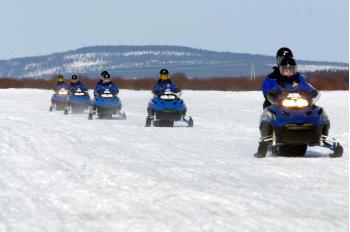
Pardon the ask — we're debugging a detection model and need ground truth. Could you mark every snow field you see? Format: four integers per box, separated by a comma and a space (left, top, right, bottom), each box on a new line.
0, 89, 348, 232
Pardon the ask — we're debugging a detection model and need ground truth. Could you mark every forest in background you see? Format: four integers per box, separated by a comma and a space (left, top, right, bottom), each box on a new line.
0, 70, 347, 91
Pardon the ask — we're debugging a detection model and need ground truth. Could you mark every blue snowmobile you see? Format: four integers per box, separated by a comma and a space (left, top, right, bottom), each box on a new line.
64, 88, 91, 115
146, 89, 193, 127
88, 88, 126, 120
49, 88, 69, 111
256, 90, 343, 158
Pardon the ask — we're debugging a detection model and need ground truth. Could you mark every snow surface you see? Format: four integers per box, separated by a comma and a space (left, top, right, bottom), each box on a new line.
298, 65, 349, 72
0, 89, 348, 232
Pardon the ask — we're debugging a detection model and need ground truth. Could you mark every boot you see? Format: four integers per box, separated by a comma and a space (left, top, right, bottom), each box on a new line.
254, 121, 273, 158
254, 142, 269, 158
322, 123, 330, 136
147, 108, 154, 117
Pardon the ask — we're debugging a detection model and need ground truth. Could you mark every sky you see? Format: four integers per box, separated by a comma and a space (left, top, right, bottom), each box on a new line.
0, 0, 348, 62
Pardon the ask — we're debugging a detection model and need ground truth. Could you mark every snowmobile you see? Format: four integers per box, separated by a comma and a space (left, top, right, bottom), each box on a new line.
49, 88, 69, 111
64, 88, 91, 114
88, 89, 126, 120
145, 89, 193, 127
255, 90, 343, 158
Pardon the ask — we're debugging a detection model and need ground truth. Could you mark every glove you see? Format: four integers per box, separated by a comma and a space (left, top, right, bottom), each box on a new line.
266, 87, 282, 104
309, 89, 319, 98
175, 91, 182, 98
268, 86, 281, 96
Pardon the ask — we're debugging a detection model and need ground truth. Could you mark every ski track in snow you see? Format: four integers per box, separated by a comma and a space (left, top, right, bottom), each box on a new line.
0, 89, 348, 232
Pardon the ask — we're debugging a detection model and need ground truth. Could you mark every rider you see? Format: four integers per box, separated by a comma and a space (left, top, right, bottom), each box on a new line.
92, 72, 119, 111
152, 69, 181, 96
53, 74, 69, 91
262, 47, 294, 109
148, 69, 183, 117
255, 57, 330, 157
51, 74, 69, 105
69, 74, 88, 93
94, 72, 119, 96
94, 71, 110, 97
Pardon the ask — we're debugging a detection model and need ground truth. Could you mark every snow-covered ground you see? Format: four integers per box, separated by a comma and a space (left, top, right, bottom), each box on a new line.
298, 64, 349, 72
0, 89, 348, 232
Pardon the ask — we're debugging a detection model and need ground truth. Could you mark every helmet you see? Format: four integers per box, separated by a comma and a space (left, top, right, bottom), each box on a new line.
276, 47, 294, 66
160, 69, 169, 75
279, 57, 297, 77
101, 70, 109, 76
159, 69, 170, 81
100, 71, 109, 80
57, 74, 64, 82
71, 75, 78, 80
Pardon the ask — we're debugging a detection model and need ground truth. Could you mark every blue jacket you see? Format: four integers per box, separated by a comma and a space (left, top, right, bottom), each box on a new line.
94, 81, 119, 96
93, 80, 104, 96
53, 82, 69, 91
262, 73, 316, 98
69, 81, 88, 93
152, 80, 180, 95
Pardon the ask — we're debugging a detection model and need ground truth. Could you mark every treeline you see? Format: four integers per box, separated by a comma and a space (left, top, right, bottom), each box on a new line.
0, 70, 348, 91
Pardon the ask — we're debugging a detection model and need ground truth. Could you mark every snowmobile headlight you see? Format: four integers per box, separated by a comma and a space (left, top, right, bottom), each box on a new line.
295, 98, 308, 107
74, 92, 85, 96
58, 90, 68, 95
282, 99, 295, 107
160, 95, 176, 100
101, 93, 114, 98
282, 98, 309, 108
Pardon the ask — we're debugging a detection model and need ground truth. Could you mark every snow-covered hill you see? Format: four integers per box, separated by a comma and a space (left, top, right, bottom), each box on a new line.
0, 45, 348, 79
0, 89, 348, 232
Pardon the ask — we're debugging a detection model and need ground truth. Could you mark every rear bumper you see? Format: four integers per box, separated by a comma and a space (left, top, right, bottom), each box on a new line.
274, 125, 322, 144
155, 110, 183, 121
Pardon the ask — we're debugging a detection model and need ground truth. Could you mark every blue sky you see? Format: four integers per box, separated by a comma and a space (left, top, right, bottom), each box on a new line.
0, 0, 348, 62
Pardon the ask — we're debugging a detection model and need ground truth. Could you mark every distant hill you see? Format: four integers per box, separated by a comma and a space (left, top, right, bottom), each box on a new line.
0, 45, 347, 79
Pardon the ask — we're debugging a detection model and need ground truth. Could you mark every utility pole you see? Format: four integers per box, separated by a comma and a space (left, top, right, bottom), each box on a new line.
250, 56, 256, 80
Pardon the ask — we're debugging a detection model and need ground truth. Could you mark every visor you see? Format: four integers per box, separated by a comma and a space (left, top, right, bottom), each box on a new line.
279, 65, 297, 76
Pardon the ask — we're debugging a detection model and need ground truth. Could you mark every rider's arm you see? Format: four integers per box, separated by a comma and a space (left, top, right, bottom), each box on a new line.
94, 84, 103, 96
262, 77, 282, 102
170, 83, 182, 97
53, 84, 60, 92
112, 83, 119, 95
262, 76, 279, 97
265, 87, 282, 105
152, 83, 162, 95
294, 74, 319, 98
80, 83, 88, 92
172, 83, 181, 93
